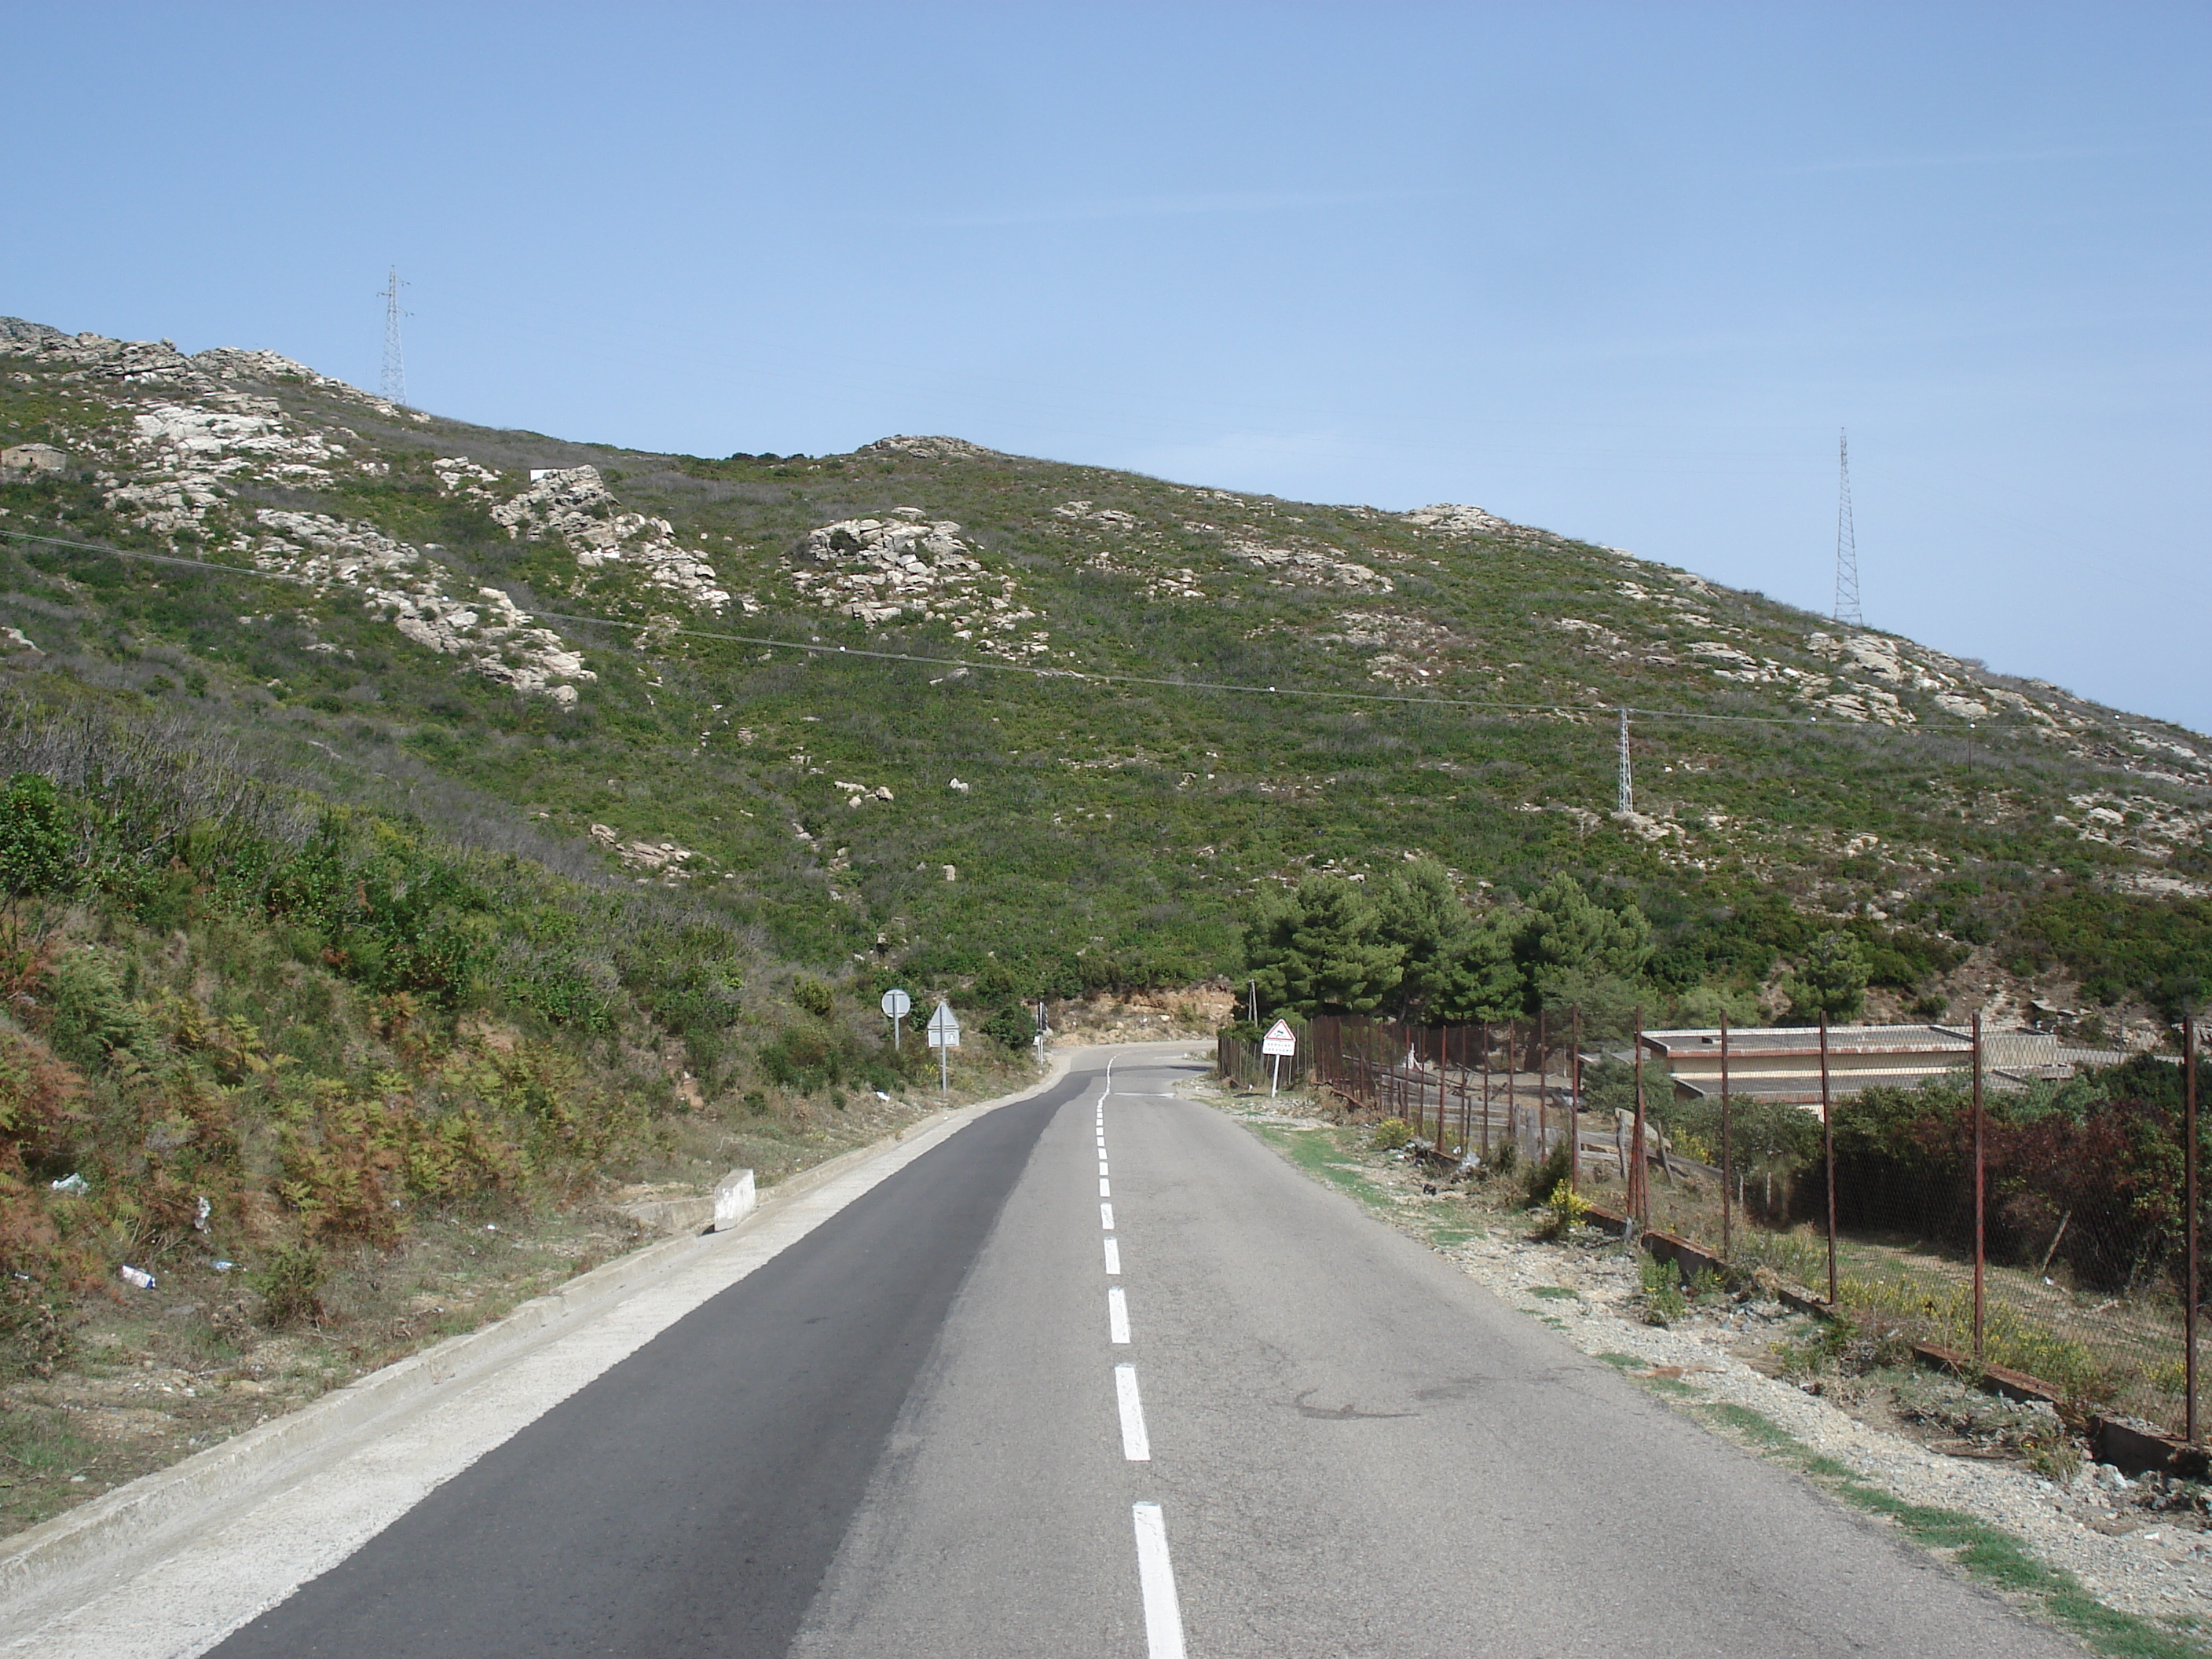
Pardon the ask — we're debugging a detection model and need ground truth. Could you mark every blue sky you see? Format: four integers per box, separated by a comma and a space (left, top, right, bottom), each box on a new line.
7, 3, 2207, 732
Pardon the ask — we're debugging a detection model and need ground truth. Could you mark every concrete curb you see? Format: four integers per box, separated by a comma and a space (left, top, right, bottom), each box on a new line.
0, 1053, 1076, 1618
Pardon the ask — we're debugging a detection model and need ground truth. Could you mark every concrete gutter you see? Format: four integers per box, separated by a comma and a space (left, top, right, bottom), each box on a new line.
0, 1054, 1075, 1628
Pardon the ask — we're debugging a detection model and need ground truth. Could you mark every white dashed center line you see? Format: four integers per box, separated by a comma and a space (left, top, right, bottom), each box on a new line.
1132, 1503, 1188, 1659
1097, 1069, 1189, 1656
1114, 1364, 1151, 1460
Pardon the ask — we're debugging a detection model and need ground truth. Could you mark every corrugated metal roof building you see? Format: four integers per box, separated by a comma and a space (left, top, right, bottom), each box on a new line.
1639, 1024, 2070, 1108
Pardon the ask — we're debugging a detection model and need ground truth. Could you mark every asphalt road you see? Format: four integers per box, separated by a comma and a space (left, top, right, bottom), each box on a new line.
203, 1047, 2083, 1658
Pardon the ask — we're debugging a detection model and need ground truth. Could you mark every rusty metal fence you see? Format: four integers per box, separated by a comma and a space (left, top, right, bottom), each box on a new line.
1217, 1028, 1304, 1092
1250, 1006, 2210, 1449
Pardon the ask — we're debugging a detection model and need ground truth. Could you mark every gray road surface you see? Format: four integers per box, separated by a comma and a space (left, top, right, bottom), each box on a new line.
201, 1048, 2081, 1657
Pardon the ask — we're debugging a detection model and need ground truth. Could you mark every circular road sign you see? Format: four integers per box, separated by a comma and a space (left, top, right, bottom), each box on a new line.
881, 988, 914, 1020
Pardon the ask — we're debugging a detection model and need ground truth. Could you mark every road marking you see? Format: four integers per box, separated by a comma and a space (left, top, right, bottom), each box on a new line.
1099, 1177, 1111, 1197
1108, 1286, 1131, 1344
1103, 1236, 1121, 1274
1114, 1364, 1150, 1459
1132, 1503, 1187, 1659
1101, 1202, 1114, 1229
1098, 1159, 1111, 1175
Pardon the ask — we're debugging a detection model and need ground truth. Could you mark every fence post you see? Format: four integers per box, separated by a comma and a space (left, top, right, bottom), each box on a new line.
2188, 1005, 2199, 1445
1719, 1014, 1731, 1260
1457, 1025, 1470, 1155
1508, 1019, 1520, 1168
1540, 1011, 1551, 1171
1569, 1006, 1581, 1196
1481, 1022, 1492, 1160
1440, 1024, 1450, 1151
1822, 1012, 1838, 1309
1630, 1009, 1648, 1230
1972, 1010, 1986, 1365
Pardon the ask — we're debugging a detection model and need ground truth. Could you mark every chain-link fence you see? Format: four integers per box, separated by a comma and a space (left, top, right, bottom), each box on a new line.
1269, 1006, 2210, 1445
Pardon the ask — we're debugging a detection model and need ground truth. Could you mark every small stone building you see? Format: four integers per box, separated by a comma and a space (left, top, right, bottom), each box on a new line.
0, 442, 68, 475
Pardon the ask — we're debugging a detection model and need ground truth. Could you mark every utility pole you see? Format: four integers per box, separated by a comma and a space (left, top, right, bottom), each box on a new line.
1616, 708, 1633, 816
1833, 430, 1862, 628
379, 266, 409, 407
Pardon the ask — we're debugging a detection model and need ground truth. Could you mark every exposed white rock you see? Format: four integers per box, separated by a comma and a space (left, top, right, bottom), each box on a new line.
856, 434, 1002, 462
493, 465, 731, 613
1614, 579, 1711, 617
1402, 503, 1517, 537
1052, 500, 1140, 529
432, 456, 504, 503
1807, 686, 1915, 726
1685, 640, 1760, 672
789, 514, 1048, 657
1221, 533, 1392, 595
1320, 610, 1458, 684
251, 510, 595, 705
588, 822, 703, 881
0, 324, 410, 417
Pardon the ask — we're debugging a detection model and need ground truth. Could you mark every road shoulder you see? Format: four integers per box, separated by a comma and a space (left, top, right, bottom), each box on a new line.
1212, 1082, 2212, 1659
0, 1052, 1079, 1654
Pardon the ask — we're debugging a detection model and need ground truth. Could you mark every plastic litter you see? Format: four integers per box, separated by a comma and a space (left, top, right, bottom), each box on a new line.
49, 1173, 88, 1196
119, 1265, 157, 1291
483, 1224, 498, 1232
193, 1196, 212, 1232
212, 1260, 237, 1273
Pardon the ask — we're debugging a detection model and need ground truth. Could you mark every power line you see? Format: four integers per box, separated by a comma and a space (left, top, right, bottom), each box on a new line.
379, 266, 409, 408
1833, 429, 1862, 628
0, 524, 2056, 739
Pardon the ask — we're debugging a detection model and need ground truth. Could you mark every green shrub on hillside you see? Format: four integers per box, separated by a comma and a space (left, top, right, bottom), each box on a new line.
1783, 931, 1871, 1023
2017, 891, 2212, 1016
0, 774, 70, 896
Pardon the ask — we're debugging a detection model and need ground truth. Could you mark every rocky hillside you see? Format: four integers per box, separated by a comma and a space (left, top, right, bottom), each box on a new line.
3, 317, 2207, 1047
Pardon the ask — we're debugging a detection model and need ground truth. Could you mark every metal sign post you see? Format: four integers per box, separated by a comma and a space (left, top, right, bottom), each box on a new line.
881, 987, 912, 1051
926, 1001, 961, 1097
1262, 1019, 1297, 1098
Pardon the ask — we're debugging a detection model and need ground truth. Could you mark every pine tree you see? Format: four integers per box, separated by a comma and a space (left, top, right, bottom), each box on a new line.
1509, 873, 1654, 1013
1244, 874, 1404, 1017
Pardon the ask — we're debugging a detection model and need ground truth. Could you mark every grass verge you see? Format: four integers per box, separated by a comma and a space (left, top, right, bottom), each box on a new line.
1673, 1393, 2210, 1659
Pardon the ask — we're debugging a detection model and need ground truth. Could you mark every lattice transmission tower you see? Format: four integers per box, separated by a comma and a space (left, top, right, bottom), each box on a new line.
379, 266, 409, 407
1833, 429, 1862, 627
1617, 707, 1634, 816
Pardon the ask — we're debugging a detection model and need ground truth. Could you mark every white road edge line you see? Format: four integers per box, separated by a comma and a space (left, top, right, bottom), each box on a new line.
1101, 1202, 1115, 1229
1103, 1237, 1121, 1274
1099, 1177, 1111, 1197
1132, 1502, 1187, 1659
1114, 1364, 1151, 1460
1108, 1286, 1131, 1344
